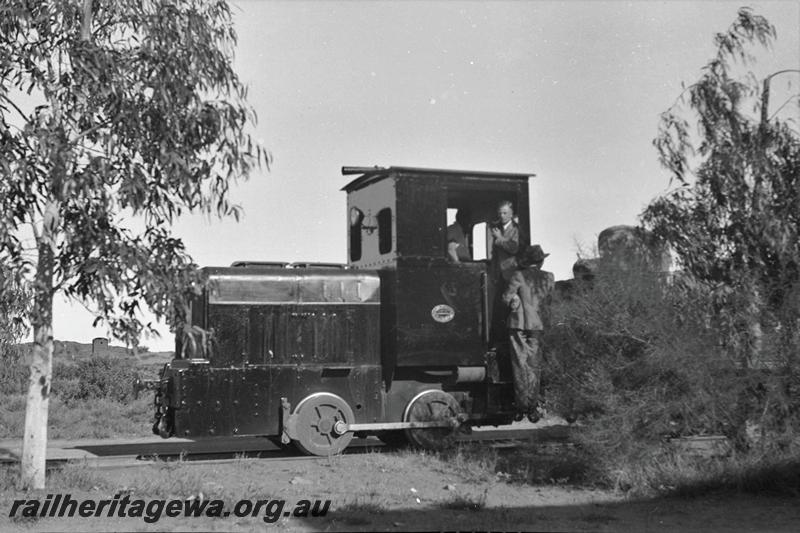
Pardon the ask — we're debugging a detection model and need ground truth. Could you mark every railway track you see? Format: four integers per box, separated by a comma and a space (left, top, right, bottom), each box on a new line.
0, 422, 572, 470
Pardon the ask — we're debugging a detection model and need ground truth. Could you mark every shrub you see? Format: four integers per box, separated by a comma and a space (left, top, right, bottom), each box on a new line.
51, 378, 82, 403
543, 262, 800, 491
53, 356, 137, 403
0, 393, 26, 438
53, 359, 82, 381
0, 344, 26, 395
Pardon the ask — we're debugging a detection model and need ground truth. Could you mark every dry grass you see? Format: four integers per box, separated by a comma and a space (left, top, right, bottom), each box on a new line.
0, 393, 153, 440
1, 346, 160, 440
333, 494, 388, 525
0, 462, 109, 498
495, 444, 596, 487
438, 486, 488, 511
48, 462, 110, 492
119, 462, 215, 500
426, 432, 800, 499
106, 459, 293, 504
382, 443, 499, 485
434, 444, 499, 484
640, 445, 800, 498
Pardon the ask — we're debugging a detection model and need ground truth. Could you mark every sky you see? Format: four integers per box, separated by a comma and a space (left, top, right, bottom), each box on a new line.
49, 0, 800, 350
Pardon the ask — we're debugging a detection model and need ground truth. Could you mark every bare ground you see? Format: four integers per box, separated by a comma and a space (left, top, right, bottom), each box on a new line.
2, 444, 799, 532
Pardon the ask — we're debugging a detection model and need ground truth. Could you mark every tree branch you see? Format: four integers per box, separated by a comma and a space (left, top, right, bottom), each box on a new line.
70, 119, 112, 147
769, 95, 800, 121
81, 0, 93, 41
29, 220, 40, 244
0, 94, 31, 123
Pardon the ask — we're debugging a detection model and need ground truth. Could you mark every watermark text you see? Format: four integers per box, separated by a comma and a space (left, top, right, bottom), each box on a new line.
8, 493, 330, 523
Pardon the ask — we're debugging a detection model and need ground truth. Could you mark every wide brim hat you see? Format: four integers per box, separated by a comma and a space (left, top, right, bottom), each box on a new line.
519, 244, 549, 267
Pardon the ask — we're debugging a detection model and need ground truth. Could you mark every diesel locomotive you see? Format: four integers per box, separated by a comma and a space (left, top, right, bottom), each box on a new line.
141, 166, 535, 455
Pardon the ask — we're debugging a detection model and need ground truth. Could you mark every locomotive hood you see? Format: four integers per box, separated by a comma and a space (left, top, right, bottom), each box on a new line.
201, 266, 381, 306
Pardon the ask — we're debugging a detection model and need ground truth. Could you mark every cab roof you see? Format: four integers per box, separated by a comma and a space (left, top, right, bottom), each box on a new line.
340, 165, 534, 193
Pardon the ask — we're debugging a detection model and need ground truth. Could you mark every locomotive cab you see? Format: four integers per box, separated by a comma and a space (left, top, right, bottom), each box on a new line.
342, 166, 534, 428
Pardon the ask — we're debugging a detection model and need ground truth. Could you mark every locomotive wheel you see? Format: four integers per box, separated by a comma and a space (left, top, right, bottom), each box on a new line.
403, 390, 463, 451
292, 392, 354, 456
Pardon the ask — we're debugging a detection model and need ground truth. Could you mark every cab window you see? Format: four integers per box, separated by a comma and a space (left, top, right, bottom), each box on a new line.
377, 207, 392, 255
349, 207, 364, 262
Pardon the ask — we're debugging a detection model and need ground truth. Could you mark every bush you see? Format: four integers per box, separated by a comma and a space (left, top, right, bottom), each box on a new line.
2, 350, 141, 404
53, 356, 137, 403
0, 393, 26, 438
1, 392, 153, 439
47, 394, 153, 439
0, 344, 26, 395
51, 378, 82, 403
543, 262, 800, 491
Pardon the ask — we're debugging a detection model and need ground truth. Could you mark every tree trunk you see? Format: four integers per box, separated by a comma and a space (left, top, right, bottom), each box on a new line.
20, 0, 91, 488
20, 204, 57, 490
20, 320, 53, 489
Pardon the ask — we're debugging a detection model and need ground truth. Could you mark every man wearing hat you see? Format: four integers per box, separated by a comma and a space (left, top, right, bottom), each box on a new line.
502, 244, 555, 421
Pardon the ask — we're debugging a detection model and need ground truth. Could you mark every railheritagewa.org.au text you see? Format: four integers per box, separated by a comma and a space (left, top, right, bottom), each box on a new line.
8, 493, 331, 523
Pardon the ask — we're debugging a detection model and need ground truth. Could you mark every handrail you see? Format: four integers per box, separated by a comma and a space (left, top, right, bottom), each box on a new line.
480, 272, 490, 344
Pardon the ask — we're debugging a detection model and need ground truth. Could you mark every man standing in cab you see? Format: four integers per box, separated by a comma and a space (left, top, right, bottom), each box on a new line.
488, 200, 525, 348
502, 244, 555, 422
490, 201, 522, 283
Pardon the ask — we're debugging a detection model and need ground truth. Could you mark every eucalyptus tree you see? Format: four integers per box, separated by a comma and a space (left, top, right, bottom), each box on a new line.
0, 271, 29, 395
642, 8, 800, 363
0, 0, 268, 488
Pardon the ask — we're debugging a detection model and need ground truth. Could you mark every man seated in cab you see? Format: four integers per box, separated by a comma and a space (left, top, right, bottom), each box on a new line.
446, 208, 472, 263
502, 244, 555, 422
